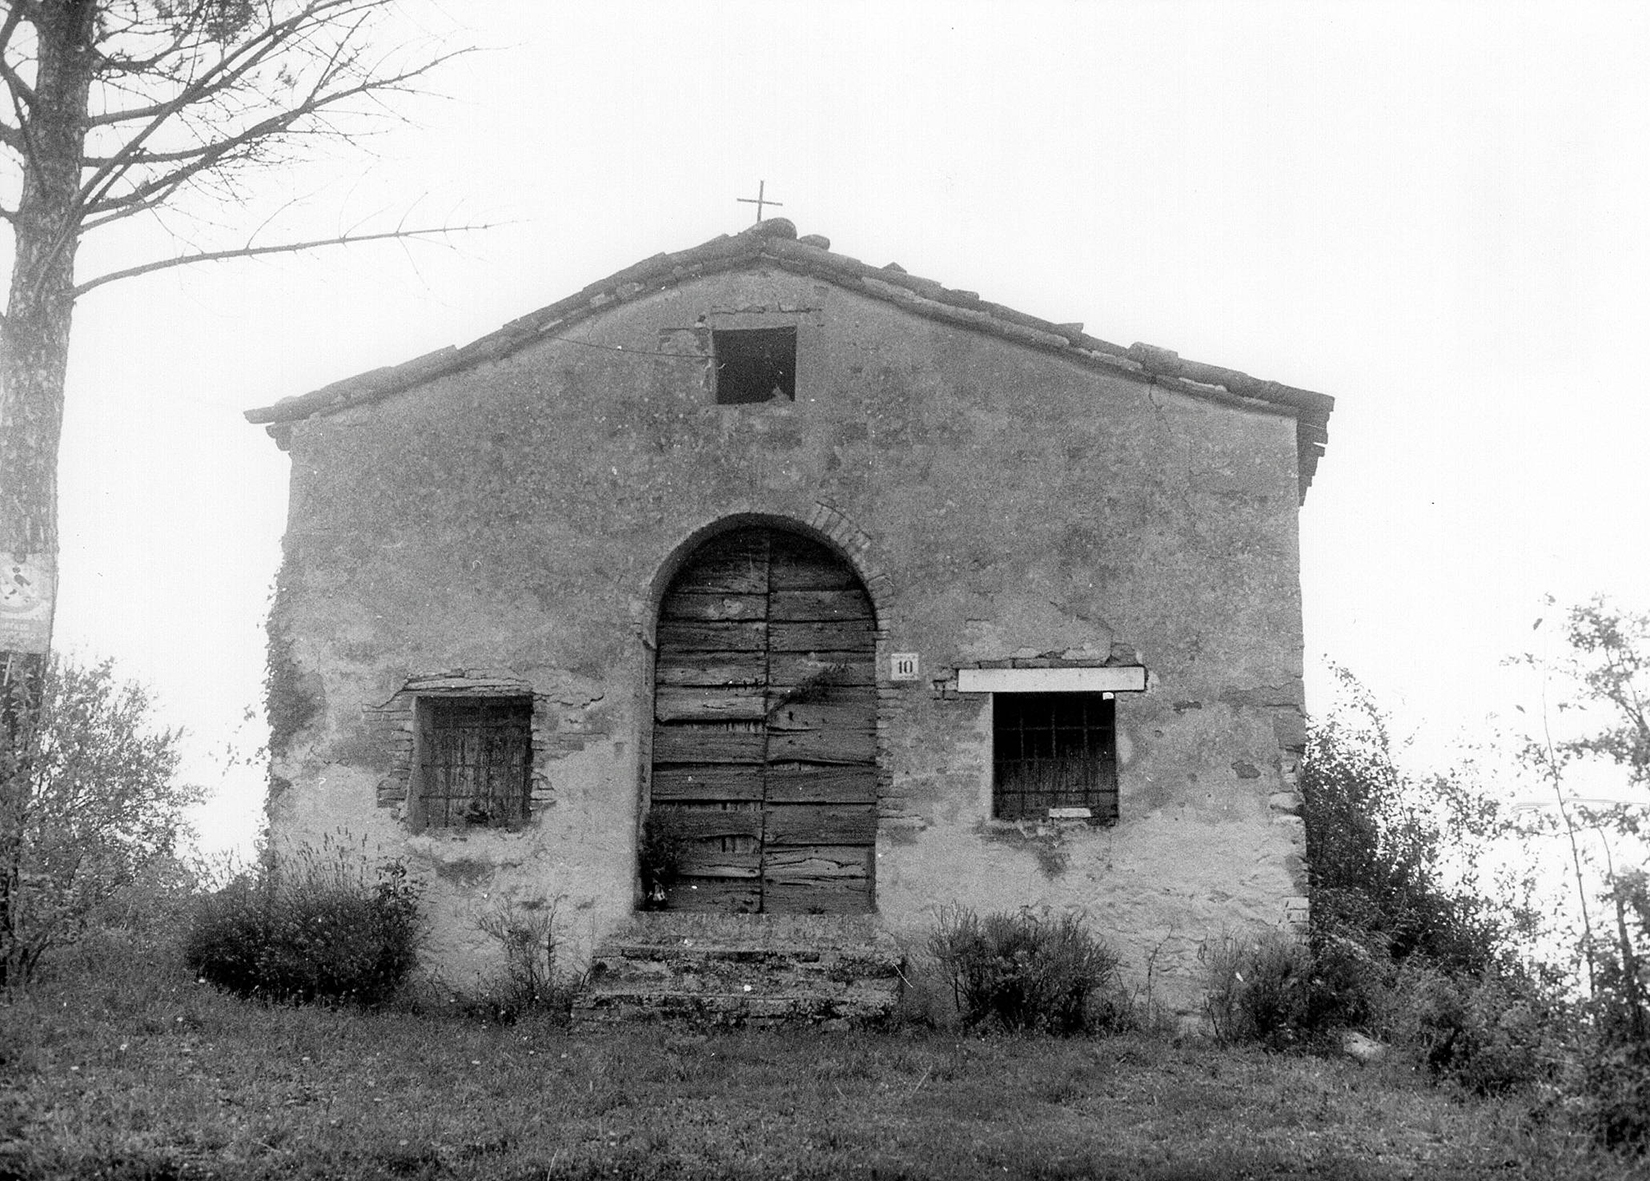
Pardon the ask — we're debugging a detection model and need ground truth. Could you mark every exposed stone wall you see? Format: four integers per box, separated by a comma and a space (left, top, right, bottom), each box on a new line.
266, 267, 1309, 1013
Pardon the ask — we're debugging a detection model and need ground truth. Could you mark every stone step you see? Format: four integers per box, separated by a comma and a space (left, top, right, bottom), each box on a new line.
571, 913, 905, 1029
589, 945, 901, 986
574, 984, 900, 1029
610, 911, 895, 949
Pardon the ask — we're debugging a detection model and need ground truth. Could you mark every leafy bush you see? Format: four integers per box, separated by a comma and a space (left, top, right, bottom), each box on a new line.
1203, 930, 1320, 1049
184, 846, 419, 1006
928, 906, 1125, 1035
1204, 925, 1410, 1050
1583, 1038, 1650, 1153
1, 657, 200, 986
1382, 960, 1565, 1094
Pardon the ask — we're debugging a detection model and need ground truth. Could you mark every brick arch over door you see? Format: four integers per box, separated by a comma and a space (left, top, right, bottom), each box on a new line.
649, 525, 877, 914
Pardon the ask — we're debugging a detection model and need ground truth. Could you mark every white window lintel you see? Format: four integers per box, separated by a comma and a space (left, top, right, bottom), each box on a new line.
957, 666, 1147, 694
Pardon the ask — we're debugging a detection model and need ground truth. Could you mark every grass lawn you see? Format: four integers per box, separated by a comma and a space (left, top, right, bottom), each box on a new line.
0, 941, 1634, 1181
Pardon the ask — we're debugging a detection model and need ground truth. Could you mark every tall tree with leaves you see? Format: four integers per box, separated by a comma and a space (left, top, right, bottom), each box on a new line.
0, 0, 469, 853
0, 655, 196, 985
1301, 667, 1516, 973
1518, 600, 1650, 1027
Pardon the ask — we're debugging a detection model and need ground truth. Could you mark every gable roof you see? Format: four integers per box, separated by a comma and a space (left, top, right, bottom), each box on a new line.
246, 218, 1334, 499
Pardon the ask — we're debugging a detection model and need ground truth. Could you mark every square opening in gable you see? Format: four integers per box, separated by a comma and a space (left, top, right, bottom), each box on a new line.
713, 327, 796, 404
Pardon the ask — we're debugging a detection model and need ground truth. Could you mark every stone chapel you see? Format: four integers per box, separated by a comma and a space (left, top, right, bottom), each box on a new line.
246, 218, 1333, 1019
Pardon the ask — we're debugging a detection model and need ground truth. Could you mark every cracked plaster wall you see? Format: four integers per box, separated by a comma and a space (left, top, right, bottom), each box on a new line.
267, 267, 1309, 1009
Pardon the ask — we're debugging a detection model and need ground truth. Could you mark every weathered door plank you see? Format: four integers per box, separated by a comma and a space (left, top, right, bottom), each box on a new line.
767, 727, 878, 765
762, 878, 873, 915
662, 593, 768, 622
763, 764, 877, 803
766, 653, 876, 689
651, 765, 766, 801
657, 620, 767, 653
766, 700, 878, 732
654, 685, 768, 722
768, 620, 876, 652
655, 659, 768, 688
767, 589, 874, 622
668, 878, 762, 913
651, 724, 765, 764
765, 804, 878, 846
675, 848, 762, 878
650, 809, 765, 842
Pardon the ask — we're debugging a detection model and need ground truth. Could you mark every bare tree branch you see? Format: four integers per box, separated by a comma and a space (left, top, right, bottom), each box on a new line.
72, 222, 492, 297
0, 4, 34, 113
83, 48, 465, 218
78, 6, 469, 234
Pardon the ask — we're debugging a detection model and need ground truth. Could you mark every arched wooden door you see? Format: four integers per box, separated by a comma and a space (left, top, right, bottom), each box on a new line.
649, 527, 877, 914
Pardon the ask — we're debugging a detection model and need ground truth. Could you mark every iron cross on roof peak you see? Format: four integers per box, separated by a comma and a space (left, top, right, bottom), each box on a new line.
737, 180, 783, 223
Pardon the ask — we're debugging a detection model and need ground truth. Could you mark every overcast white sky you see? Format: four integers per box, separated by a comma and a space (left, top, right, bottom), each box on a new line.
40, 2, 1650, 854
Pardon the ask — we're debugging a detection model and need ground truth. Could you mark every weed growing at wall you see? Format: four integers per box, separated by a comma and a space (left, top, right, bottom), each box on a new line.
263, 576, 319, 758
184, 843, 420, 1006
638, 809, 695, 907
471, 899, 583, 1023
927, 906, 1126, 1035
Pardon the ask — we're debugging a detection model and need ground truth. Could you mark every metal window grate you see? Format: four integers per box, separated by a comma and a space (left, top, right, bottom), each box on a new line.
420, 696, 533, 827
992, 692, 1118, 822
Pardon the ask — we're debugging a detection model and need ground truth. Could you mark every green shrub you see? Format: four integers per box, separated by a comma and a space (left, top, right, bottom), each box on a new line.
1384, 960, 1565, 1095
1203, 930, 1313, 1049
184, 848, 420, 1006
1583, 1038, 1650, 1153
1206, 926, 1565, 1088
928, 906, 1124, 1035
1203, 928, 1387, 1049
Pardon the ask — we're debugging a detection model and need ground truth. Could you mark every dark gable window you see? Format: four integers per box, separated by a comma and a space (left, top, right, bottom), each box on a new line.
418, 696, 533, 828
713, 327, 796, 404
992, 692, 1119, 823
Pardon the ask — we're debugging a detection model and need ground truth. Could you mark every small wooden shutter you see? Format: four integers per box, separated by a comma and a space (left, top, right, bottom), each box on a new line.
651, 528, 877, 913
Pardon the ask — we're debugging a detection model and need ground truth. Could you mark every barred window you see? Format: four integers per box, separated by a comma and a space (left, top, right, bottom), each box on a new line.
992, 692, 1118, 823
418, 696, 533, 828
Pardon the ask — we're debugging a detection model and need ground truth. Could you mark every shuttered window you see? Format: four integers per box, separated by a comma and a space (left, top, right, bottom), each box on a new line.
418, 696, 533, 828
992, 692, 1118, 823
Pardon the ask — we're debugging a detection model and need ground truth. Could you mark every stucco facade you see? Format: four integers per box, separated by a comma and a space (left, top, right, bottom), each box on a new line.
249, 219, 1333, 1015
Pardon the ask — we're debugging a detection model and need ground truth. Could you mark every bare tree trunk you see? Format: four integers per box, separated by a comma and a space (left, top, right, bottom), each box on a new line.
0, 1, 96, 976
